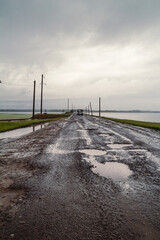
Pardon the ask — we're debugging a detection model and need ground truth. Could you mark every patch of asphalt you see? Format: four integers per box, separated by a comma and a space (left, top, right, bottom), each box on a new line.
0, 114, 160, 239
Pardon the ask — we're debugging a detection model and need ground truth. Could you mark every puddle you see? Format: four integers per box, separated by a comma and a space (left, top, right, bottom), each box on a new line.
79, 149, 106, 156
108, 144, 132, 149
0, 123, 48, 139
84, 156, 132, 181
79, 148, 132, 181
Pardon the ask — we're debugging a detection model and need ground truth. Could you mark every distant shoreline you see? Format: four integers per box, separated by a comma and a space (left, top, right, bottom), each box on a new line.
0, 109, 160, 113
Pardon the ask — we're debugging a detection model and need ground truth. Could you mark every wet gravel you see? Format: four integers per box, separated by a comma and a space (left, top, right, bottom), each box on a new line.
0, 114, 160, 240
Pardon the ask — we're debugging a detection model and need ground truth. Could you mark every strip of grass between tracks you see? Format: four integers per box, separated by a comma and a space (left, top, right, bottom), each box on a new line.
0, 115, 68, 133
101, 117, 160, 131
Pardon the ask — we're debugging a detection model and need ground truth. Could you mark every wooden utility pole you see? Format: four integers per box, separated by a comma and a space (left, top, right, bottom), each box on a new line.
40, 74, 43, 114
90, 102, 93, 116
32, 80, 36, 120
88, 105, 90, 115
68, 98, 69, 112
99, 97, 101, 117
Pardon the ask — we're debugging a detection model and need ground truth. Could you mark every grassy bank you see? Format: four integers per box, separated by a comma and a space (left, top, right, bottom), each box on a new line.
0, 113, 70, 133
0, 113, 32, 119
102, 117, 160, 131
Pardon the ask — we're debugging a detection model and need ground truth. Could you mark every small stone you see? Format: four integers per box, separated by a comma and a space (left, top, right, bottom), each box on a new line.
10, 234, 14, 238
19, 221, 25, 224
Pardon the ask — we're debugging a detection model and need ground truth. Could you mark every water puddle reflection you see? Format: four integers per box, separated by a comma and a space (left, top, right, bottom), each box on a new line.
85, 156, 132, 181
108, 144, 132, 149
79, 149, 106, 156
80, 149, 132, 181
0, 123, 48, 139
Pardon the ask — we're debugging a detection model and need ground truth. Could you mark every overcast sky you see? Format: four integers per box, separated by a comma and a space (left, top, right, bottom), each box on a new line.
0, 0, 160, 110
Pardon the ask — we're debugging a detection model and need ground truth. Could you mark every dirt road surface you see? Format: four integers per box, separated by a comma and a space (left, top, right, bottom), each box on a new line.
0, 114, 160, 240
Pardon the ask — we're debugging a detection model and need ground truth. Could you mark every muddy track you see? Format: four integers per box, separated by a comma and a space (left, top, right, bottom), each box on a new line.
0, 115, 160, 240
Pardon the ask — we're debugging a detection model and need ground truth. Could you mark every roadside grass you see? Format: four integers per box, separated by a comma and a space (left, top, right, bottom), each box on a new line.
102, 117, 160, 131
0, 113, 70, 133
0, 113, 32, 119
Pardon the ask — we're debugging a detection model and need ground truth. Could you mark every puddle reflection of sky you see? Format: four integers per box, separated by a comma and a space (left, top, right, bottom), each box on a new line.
79, 149, 132, 181
0, 124, 47, 139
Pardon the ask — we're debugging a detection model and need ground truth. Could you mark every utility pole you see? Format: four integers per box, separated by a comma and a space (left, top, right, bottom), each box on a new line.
32, 80, 36, 120
99, 97, 101, 117
40, 74, 43, 114
68, 98, 69, 112
88, 105, 90, 115
90, 102, 93, 116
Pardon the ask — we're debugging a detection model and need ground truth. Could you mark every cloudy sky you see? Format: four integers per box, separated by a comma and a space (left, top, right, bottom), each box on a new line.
0, 0, 160, 110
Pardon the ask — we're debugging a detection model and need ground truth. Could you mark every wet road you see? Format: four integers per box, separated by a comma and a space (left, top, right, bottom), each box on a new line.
0, 114, 160, 239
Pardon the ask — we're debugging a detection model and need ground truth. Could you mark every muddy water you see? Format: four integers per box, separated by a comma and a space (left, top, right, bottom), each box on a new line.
80, 149, 132, 181
0, 123, 48, 139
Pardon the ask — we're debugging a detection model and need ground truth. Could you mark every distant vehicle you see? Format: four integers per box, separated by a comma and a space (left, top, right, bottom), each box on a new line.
77, 109, 83, 116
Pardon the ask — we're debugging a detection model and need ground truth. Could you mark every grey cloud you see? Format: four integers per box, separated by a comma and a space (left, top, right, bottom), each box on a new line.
1, 0, 160, 62
0, 0, 160, 110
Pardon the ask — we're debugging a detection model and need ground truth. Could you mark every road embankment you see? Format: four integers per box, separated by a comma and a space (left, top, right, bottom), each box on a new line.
0, 114, 160, 239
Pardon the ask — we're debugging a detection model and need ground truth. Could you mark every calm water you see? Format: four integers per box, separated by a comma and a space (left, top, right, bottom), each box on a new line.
0, 123, 48, 139
1, 111, 160, 123
94, 112, 160, 123
79, 149, 132, 181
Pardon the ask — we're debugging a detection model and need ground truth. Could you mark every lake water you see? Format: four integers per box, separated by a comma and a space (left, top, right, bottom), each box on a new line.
93, 112, 160, 123
1, 111, 160, 123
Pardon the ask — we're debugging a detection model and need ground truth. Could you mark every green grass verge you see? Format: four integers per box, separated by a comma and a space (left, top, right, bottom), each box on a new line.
0, 113, 32, 119
101, 117, 160, 131
0, 114, 70, 133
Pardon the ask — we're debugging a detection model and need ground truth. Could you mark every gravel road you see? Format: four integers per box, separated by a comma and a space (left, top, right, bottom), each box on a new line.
0, 114, 160, 240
